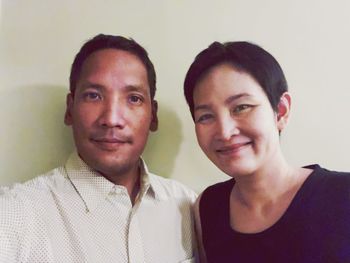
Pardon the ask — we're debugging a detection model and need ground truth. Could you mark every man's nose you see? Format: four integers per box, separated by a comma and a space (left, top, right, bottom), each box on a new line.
99, 99, 126, 128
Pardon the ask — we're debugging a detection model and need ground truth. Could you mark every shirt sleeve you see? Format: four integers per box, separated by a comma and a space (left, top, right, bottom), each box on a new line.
0, 191, 25, 262
0, 227, 17, 261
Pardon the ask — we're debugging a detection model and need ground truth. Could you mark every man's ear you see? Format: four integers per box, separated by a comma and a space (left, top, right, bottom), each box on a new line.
150, 100, 158, 132
64, 93, 74, 126
276, 92, 291, 132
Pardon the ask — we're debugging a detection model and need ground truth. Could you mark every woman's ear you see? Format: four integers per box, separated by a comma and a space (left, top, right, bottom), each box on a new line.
277, 92, 291, 132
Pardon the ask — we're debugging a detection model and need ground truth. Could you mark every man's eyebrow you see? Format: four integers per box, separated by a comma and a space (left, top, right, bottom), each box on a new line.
79, 82, 104, 90
124, 85, 148, 95
194, 93, 252, 112
78, 83, 148, 94
125, 85, 143, 91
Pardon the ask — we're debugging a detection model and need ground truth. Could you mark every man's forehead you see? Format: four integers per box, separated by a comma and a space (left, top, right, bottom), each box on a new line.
72, 48, 151, 97
79, 49, 145, 77
83, 48, 144, 68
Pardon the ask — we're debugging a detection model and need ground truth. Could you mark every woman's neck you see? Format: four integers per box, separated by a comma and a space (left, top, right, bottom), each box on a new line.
229, 156, 312, 233
232, 154, 301, 209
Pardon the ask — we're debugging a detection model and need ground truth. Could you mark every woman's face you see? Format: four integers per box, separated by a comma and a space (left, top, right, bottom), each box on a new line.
193, 63, 288, 177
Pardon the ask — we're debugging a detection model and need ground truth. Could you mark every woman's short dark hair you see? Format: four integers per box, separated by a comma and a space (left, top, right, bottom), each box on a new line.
184, 41, 288, 119
70, 34, 156, 100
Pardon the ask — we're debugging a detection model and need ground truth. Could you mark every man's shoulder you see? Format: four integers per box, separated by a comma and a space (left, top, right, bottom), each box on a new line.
148, 173, 197, 202
0, 166, 68, 200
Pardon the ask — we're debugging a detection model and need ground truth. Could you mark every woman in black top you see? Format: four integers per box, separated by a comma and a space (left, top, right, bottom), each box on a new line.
184, 42, 350, 263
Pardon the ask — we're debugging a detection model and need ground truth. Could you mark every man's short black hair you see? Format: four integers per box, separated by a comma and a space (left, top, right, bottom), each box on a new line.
70, 34, 156, 99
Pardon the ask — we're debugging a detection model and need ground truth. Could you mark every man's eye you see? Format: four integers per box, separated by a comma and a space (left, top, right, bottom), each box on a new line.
83, 92, 101, 101
128, 95, 143, 105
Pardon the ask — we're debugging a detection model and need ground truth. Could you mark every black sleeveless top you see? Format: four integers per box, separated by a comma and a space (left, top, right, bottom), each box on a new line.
199, 165, 350, 263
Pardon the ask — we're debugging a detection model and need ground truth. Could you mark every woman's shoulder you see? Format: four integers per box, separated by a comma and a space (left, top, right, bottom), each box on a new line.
199, 178, 235, 213
202, 178, 235, 196
305, 164, 350, 183
302, 164, 350, 201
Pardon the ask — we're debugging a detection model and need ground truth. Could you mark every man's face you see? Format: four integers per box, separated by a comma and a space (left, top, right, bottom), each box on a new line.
65, 48, 157, 178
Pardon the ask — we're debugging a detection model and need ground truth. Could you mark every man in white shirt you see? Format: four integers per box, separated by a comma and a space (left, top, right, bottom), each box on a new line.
0, 34, 197, 263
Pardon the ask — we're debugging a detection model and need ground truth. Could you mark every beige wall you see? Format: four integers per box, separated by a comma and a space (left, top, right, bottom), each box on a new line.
1, 0, 350, 192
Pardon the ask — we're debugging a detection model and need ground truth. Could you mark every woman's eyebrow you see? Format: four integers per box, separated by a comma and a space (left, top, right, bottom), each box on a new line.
194, 93, 252, 112
225, 93, 251, 105
194, 104, 211, 112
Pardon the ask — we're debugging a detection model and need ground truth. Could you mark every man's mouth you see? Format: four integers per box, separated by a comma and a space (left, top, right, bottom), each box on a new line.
92, 138, 129, 143
90, 136, 132, 150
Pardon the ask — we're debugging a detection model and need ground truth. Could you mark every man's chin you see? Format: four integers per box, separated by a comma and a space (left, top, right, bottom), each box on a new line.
89, 157, 138, 178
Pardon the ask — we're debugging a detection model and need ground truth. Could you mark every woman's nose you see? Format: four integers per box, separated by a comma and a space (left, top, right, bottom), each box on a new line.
216, 115, 239, 140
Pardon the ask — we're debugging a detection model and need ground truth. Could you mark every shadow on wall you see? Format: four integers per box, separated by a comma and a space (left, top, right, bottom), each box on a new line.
0, 87, 182, 184
142, 102, 183, 178
0, 85, 74, 185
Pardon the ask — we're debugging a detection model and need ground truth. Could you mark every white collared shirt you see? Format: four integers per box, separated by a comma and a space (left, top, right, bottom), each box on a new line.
0, 152, 197, 263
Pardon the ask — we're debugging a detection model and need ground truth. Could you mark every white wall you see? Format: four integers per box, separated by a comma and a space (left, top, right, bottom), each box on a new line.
1, 0, 350, 192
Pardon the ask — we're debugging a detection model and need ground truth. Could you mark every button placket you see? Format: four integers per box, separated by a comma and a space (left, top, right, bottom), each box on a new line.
127, 211, 145, 263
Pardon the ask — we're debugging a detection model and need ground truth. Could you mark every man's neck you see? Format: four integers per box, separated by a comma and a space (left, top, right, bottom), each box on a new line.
101, 164, 142, 205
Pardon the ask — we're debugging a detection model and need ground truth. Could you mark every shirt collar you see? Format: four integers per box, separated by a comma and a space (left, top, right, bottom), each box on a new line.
64, 151, 168, 212
138, 158, 169, 201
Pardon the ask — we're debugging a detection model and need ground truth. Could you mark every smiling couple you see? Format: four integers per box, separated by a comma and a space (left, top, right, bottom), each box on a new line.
1, 34, 350, 263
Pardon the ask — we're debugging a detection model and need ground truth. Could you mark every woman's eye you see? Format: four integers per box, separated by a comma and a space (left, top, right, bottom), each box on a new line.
233, 104, 251, 113
129, 95, 143, 105
196, 114, 213, 123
